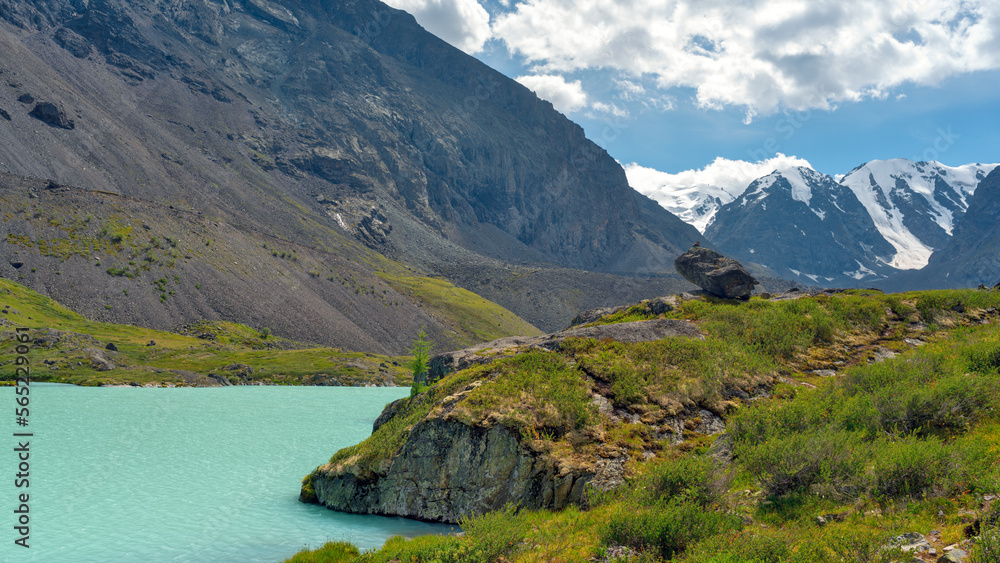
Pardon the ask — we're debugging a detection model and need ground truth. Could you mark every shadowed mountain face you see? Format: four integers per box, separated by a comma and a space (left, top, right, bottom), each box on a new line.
0, 0, 704, 346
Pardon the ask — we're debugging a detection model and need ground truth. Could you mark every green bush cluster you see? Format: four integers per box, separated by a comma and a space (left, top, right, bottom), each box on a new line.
731, 324, 1000, 502
596, 454, 740, 560
563, 337, 775, 408
602, 500, 742, 561
684, 528, 908, 563
286, 507, 525, 563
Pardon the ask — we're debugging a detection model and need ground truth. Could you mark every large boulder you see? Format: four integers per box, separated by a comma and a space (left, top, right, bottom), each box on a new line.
674, 246, 759, 299
28, 101, 75, 129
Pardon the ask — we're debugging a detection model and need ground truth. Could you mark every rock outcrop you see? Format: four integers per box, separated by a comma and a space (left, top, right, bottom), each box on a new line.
674, 246, 759, 299
309, 418, 589, 523
28, 101, 75, 129
304, 304, 718, 524
428, 318, 703, 382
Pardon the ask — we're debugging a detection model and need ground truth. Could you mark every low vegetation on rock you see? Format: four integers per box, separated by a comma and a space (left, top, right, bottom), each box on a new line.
293, 287, 1000, 562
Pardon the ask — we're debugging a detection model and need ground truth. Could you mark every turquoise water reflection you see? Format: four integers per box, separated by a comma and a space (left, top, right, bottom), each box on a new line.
0, 385, 454, 562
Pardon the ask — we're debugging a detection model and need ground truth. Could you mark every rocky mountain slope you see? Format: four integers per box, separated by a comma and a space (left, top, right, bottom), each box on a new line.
705, 167, 897, 287
839, 159, 995, 270
0, 0, 704, 345
885, 166, 1000, 290
693, 159, 996, 288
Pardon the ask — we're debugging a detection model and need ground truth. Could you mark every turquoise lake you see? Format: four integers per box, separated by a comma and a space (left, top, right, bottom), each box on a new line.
0, 385, 455, 562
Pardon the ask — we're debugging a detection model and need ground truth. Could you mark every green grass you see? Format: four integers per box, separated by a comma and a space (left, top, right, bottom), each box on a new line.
0, 279, 409, 386
377, 271, 542, 345
292, 288, 1000, 563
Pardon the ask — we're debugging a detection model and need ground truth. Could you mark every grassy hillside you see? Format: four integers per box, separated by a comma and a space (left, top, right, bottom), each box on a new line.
0, 278, 415, 386
289, 288, 1000, 562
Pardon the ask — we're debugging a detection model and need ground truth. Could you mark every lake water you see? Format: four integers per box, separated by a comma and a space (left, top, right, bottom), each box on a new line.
0, 385, 455, 562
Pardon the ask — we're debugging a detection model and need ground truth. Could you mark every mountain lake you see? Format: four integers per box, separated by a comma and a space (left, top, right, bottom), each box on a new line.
0, 384, 455, 562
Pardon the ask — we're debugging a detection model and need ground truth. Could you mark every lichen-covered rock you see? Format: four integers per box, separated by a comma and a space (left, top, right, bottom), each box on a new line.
570, 296, 674, 327
674, 246, 758, 299
937, 548, 968, 563
307, 418, 590, 523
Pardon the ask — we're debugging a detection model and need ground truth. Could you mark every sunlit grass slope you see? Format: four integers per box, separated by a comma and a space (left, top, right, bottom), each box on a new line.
290, 288, 1000, 562
0, 278, 408, 386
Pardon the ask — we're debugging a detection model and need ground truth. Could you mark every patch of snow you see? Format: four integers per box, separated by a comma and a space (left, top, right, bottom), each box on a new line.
844, 260, 877, 280
780, 166, 813, 206
748, 248, 755, 254
841, 160, 937, 269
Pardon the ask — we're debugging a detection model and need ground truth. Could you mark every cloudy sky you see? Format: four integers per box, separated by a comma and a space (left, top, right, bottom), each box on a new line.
384, 0, 1000, 194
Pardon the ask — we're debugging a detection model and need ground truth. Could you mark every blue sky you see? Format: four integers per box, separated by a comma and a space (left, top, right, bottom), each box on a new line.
384, 0, 1000, 190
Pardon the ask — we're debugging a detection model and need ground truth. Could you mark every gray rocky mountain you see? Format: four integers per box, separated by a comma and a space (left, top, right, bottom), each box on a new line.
0, 0, 706, 348
883, 166, 1000, 290
705, 167, 896, 287
839, 159, 996, 271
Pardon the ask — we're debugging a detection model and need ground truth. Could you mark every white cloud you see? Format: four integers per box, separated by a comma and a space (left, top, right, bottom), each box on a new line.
386, 0, 492, 53
589, 101, 630, 118
627, 154, 815, 199
515, 74, 589, 114
625, 154, 814, 232
492, 0, 1000, 117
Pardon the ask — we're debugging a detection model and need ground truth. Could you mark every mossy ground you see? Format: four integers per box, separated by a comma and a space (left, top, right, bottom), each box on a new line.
376, 269, 543, 344
292, 288, 1000, 562
0, 278, 410, 386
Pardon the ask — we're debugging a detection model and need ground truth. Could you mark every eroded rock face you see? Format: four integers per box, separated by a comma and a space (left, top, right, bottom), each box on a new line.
674, 246, 758, 299
309, 418, 589, 523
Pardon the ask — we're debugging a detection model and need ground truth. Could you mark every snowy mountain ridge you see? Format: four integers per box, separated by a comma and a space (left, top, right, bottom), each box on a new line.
634, 158, 997, 282
706, 166, 897, 287
839, 159, 996, 269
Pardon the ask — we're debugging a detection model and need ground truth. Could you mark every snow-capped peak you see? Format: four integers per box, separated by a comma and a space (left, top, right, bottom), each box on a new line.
839, 159, 998, 270
742, 166, 830, 220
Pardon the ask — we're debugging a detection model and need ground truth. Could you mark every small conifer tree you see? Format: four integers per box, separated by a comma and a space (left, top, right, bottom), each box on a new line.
409, 328, 431, 395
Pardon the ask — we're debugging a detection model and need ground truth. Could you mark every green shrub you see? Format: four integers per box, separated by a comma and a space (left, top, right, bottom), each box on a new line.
645, 456, 727, 507
285, 540, 359, 563
826, 294, 887, 332
684, 531, 790, 563
741, 430, 866, 499
867, 436, 956, 499
970, 524, 1000, 563
356, 506, 526, 563
602, 499, 742, 560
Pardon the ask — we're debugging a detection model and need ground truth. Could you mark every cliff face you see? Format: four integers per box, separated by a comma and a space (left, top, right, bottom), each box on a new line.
311, 418, 588, 522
